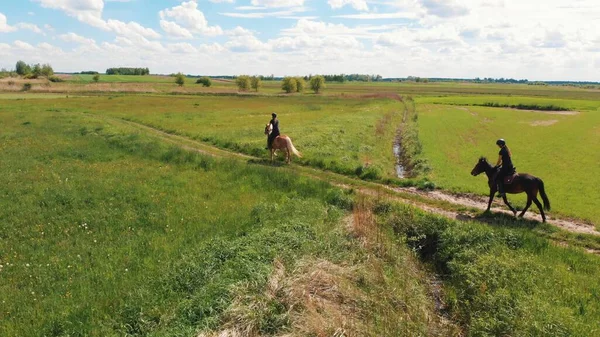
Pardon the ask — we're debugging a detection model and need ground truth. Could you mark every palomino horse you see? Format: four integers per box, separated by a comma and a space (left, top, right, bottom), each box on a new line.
264, 124, 302, 163
471, 157, 551, 222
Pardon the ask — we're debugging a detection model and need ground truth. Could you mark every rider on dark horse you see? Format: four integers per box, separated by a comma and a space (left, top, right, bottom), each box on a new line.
495, 138, 514, 197
266, 112, 280, 150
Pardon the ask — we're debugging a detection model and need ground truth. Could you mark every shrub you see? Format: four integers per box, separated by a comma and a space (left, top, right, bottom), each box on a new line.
175, 73, 185, 86
309, 75, 325, 93
49, 76, 64, 83
281, 77, 297, 93
295, 77, 306, 92
22, 83, 32, 91
236, 75, 251, 91
196, 77, 212, 87
93, 74, 100, 83
251, 76, 262, 92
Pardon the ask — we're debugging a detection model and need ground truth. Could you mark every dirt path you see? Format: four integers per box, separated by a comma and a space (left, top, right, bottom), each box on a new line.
113, 117, 600, 238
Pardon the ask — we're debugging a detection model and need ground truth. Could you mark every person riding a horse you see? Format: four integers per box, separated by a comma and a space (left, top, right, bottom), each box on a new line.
495, 138, 515, 197
266, 113, 280, 150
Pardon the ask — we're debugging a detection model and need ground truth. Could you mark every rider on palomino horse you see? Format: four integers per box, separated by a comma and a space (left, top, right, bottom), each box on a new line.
266, 113, 280, 150
495, 138, 514, 198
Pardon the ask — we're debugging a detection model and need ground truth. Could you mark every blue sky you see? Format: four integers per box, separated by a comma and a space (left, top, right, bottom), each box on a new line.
0, 0, 599, 80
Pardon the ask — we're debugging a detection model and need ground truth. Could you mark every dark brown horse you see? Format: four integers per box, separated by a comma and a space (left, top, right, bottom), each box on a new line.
471, 157, 551, 222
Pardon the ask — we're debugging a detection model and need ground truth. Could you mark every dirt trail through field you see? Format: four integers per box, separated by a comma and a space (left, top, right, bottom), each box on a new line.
112, 117, 599, 238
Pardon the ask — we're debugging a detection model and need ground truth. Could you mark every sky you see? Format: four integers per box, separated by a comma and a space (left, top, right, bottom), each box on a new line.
0, 0, 599, 81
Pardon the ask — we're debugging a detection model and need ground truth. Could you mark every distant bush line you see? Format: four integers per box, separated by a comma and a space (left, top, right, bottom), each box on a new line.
106, 67, 150, 75
480, 102, 570, 111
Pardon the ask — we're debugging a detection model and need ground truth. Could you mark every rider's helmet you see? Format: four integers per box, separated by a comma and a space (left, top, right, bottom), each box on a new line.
272, 113, 277, 118
496, 139, 506, 146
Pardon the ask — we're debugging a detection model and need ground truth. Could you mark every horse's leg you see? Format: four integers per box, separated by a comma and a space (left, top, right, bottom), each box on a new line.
502, 195, 517, 217
270, 149, 274, 163
486, 188, 495, 212
519, 195, 532, 218
532, 197, 546, 223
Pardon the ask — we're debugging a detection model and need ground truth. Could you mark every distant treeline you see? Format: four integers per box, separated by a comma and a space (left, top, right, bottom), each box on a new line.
480, 102, 570, 111
80, 71, 99, 75
106, 67, 150, 75
316, 74, 383, 83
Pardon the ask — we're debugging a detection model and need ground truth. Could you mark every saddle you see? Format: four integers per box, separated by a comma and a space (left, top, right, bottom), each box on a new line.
493, 167, 517, 185
504, 172, 518, 185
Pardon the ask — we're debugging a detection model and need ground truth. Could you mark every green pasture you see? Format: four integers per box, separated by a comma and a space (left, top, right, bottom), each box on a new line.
379, 202, 600, 337
418, 95, 600, 112
0, 104, 454, 336
11, 94, 405, 180
68, 74, 176, 83
416, 99, 600, 225
2, 95, 600, 336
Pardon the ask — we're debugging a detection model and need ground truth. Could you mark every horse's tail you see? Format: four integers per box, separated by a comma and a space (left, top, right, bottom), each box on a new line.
286, 138, 302, 158
538, 178, 551, 211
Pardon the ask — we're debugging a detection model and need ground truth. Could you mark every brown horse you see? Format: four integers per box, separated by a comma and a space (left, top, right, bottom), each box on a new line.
264, 124, 302, 163
471, 157, 551, 222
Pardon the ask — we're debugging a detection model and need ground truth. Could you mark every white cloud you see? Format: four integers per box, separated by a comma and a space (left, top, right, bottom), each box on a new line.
220, 7, 307, 18
226, 26, 254, 36
33, 0, 160, 39
250, 0, 304, 7
159, 1, 223, 36
14, 40, 35, 50
333, 12, 417, 19
34, 0, 104, 20
533, 30, 567, 48
106, 19, 161, 39
225, 34, 271, 52
159, 20, 193, 39
37, 42, 64, 54
419, 0, 469, 18
114, 36, 166, 52
0, 13, 17, 32
209, 0, 235, 3
328, 0, 368, 11
60, 32, 97, 45
167, 42, 197, 53
16, 23, 44, 34
198, 43, 226, 53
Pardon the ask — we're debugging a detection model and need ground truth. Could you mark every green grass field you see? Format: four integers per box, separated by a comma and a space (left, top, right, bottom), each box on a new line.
0, 101, 458, 336
9, 94, 406, 180
2, 89, 600, 336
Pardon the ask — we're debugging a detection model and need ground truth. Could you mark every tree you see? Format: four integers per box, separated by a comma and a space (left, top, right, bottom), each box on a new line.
310, 75, 325, 94
281, 76, 297, 93
93, 74, 100, 82
251, 76, 262, 92
16, 60, 31, 76
295, 77, 306, 92
175, 73, 185, 86
196, 76, 212, 87
32, 64, 42, 78
41, 64, 54, 77
236, 75, 251, 91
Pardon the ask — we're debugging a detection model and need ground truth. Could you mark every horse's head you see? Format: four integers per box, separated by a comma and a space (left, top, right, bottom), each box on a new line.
471, 157, 489, 176
264, 123, 272, 135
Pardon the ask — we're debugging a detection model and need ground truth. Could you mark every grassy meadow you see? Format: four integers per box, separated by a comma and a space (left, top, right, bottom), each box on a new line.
1, 102, 465, 336
2, 80, 600, 336
8, 94, 406, 180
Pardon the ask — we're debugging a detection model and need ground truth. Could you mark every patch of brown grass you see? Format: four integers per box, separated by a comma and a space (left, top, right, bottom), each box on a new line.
200, 196, 461, 337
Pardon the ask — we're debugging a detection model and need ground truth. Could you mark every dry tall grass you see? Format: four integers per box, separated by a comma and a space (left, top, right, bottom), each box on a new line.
200, 196, 461, 337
